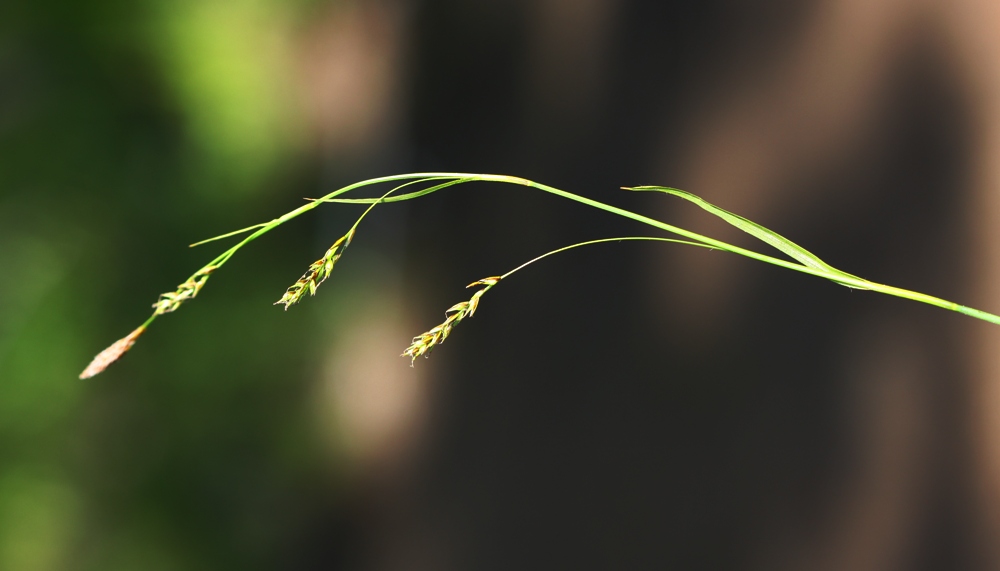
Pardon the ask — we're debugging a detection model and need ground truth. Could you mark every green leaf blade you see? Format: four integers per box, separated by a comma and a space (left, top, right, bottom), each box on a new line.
627, 185, 868, 287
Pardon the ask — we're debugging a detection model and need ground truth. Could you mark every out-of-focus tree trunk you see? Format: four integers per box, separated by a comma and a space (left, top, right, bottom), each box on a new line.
944, 0, 1000, 566
648, 0, 1000, 568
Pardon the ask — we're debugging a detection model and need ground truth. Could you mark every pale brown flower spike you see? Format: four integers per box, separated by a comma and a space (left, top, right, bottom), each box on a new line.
79, 326, 146, 379
274, 227, 355, 310
403, 276, 501, 365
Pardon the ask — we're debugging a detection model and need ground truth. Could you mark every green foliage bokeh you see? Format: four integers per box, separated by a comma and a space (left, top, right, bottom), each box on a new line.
0, 1, 351, 568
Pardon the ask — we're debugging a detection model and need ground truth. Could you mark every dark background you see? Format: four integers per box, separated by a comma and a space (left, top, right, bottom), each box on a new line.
3, 0, 1000, 569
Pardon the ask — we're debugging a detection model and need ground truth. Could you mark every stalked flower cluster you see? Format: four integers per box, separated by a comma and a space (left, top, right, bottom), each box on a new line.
153, 265, 218, 315
403, 276, 501, 365
79, 325, 146, 379
275, 228, 355, 310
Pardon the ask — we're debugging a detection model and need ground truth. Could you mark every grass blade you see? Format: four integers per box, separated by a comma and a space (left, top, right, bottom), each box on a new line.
627, 185, 868, 288
189, 223, 268, 248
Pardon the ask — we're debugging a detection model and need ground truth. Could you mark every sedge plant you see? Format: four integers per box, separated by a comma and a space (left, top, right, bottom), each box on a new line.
80, 173, 1000, 378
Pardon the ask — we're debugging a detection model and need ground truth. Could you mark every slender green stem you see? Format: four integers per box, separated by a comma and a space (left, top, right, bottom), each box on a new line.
499, 236, 713, 280
314, 173, 1000, 324
150, 172, 1000, 329
467, 236, 716, 304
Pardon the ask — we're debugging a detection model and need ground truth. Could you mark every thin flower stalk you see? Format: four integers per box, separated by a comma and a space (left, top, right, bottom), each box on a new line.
403, 237, 710, 364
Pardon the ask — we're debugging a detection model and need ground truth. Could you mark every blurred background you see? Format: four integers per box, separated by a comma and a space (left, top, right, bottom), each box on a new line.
4, 0, 1000, 569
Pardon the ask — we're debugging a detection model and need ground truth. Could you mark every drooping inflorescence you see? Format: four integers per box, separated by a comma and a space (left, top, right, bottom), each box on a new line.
153, 265, 218, 315
402, 276, 501, 365
274, 227, 356, 310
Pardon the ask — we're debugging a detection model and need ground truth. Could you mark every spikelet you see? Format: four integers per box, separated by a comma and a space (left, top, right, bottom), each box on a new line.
153, 265, 218, 315
79, 325, 146, 379
402, 276, 501, 365
275, 228, 355, 310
